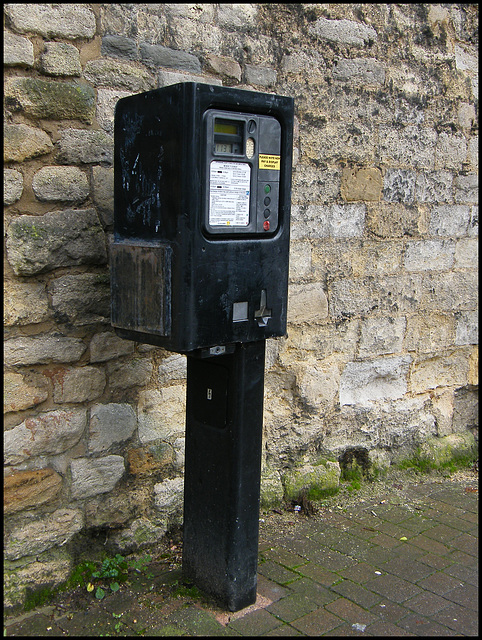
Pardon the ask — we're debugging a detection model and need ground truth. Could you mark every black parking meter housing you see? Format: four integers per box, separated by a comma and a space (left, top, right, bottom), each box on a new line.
110, 82, 294, 354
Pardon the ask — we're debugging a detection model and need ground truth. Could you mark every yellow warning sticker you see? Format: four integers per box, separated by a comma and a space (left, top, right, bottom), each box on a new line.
259, 154, 281, 170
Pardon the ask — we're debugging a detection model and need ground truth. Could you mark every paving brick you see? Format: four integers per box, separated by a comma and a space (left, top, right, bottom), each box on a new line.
331, 580, 382, 608
364, 620, 415, 635
417, 553, 454, 571
398, 612, 455, 635
444, 561, 478, 586
443, 583, 479, 611
450, 532, 478, 556
418, 571, 462, 595
409, 534, 451, 556
325, 597, 378, 626
291, 607, 343, 635
422, 523, 462, 543
364, 573, 422, 603
339, 562, 382, 584
258, 559, 301, 585
227, 608, 283, 635
288, 577, 338, 606
266, 592, 318, 622
432, 602, 480, 635
404, 590, 453, 615
381, 556, 435, 582
296, 563, 340, 587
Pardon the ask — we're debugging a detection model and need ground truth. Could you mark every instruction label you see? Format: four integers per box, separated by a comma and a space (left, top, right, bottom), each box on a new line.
259, 154, 280, 170
209, 161, 251, 226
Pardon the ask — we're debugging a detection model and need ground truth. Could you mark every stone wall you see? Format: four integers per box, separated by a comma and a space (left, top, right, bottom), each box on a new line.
3, 3, 478, 607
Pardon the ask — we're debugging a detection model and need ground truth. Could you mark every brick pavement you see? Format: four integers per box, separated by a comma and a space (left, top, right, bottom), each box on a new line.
4, 474, 478, 636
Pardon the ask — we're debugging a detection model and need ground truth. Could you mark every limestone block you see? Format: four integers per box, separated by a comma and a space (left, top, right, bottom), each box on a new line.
431, 389, 455, 436
56, 129, 114, 165
89, 403, 137, 453
454, 174, 478, 204
295, 363, 339, 412
292, 165, 340, 204
383, 169, 416, 203
365, 202, 426, 239
70, 456, 125, 499
4, 123, 53, 163
453, 386, 478, 431
455, 311, 478, 345
96, 88, 131, 134
4, 279, 50, 327
153, 477, 184, 512
309, 17, 377, 46
5, 78, 95, 124
158, 354, 187, 384
291, 204, 365, 240
6, 208, 107, 276
333, 58, 385, 84
91, 166, 114, 228
137, 386, 186, 443
288, 282, 328, 324
4, 409, 87, 465
40, 42, 82, 76
421, 271, 477, 312
419, 432, 476, 465
89, 331, 134, 363
282, 460, 341, 501
3, 31, 34, 67
4, 169, 23, 204
107, 358, 153, 390
4, 335, 86, 367
5, 509, 83, 560
410, 351, 470, 393
341, 167, 382, 202
205, 53, 241, 80
404, 239, 455, 271
4, 468, 62, 515
84, 59, 155, 91
139, 43, 201, 72
84, 491, 139, 529
358, 317, 406, 358
379, 125, 437, 170
404, 314, 455, 353
245, 64, 277, 87
468, 205, 478, 236
260, 464, 284, 508
435, 132, 468, 170
303, 122, 376, 164
4, 371, 49, 414
127, 443, 175, 475
454, 237, 478, 268
415, 171, 454, 204
32, 166, 89, 202
52, 367, 106, 403
158, 69, 222, 87
101, 35, 138, 60
4, 4, 96, 38
288, 242, 312, 280
48, 273, 110, 325
340, 356, 411, 406
110, 517, 169, 553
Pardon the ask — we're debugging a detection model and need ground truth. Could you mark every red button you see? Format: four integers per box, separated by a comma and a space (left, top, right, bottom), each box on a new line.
263, 220, 270, 231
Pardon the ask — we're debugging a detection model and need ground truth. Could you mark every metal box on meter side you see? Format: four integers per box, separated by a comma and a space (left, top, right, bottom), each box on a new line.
110, 82, 294, 353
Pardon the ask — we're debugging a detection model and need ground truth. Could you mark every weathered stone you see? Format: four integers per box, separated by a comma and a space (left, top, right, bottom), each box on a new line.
139, 43, 201, 72
84, 59, 155, 91
457, 103, 476, 129
383, 169, 416, 203
453, 386, 478, 431
421, 271, 477, 312
4, 124, 53, 163
3, 168, 23, 204
217, 3, 258, 29
379, 125, 437, 170
291, 204, 365, 239
91, 166, 114, 228
309, 17, 378, 46
89, 331, 134, 363
158, 69, 222, 87
48, 273, 110, 325
4, 3, 96, 38
292, 165, 341, 204
419, 432, 476, 465
333, 57, 385, 84
404, 240, 455, 271
6, 208, 107, 276
3, 31, 34, 67
341, 167, 382, 202
70, 456, 125, 499
365, 203, 426, 239
137, 386, 186, 443
158, 354, 187, 384
404, 314, 455, 353
110, 517, 170, 553
5, 509, 83, 560
101, 35, 138, 60
295, 362, 339, 412
127, 443, 175, 475
415, 171, 454, 204
340, 356, 412, 406
455, 311, 478, 346
154, 477, 184, 513
52, 367, 106, 404
5, 78, 95, 124
96, 88, 131, 134
358, 317, 406, 358
56, 128, 114, 165
289, 242, 312, 280
435, 132, 468, 170
4, 372, 49, 414
260, 465, 284, 508
282, 460, 341, 501
4, 409, 87, 465
244, 64, 277, 87
4, 469, 62, 515
4, 334, 86, 367
32, 166, 89, 203
204, 53, 241, 80
303, 122, 376, 164
40, 42, 82, 76
108, 358, 153, 390
410, 350, 470, 393
454, 173, 478, 204
84, 491, 138, 529
89, 403, 136, 453
288, 283, 328, 324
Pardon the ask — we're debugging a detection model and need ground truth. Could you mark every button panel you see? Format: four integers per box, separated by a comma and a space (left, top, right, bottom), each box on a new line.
257, 182, 279, 232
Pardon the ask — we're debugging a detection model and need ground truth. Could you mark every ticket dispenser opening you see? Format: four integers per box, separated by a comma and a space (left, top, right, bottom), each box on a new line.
110, 82, 294, 353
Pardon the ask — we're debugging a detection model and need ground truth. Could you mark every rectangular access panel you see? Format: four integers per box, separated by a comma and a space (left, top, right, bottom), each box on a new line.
110, 82, 294, 353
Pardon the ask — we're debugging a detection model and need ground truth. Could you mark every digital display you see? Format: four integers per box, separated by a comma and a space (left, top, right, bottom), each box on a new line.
215, 142, 233, 153
214, 122, 238, 135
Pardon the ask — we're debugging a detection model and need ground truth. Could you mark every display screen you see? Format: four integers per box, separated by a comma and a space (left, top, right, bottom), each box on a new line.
214, 122, 238, 135
215, 142, 233, 153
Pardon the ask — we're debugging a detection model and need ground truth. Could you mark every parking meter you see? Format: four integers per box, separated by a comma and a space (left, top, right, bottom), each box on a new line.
110, 83, 294, 611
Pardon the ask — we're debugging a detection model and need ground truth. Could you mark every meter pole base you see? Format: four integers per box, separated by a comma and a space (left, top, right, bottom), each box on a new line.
182, 340, 266, 612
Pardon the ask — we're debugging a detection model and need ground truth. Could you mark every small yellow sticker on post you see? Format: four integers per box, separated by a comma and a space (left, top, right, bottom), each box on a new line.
259, 154, 281, 170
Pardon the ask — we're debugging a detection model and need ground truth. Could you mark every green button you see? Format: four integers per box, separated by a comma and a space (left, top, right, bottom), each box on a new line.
264, 184, 271, 194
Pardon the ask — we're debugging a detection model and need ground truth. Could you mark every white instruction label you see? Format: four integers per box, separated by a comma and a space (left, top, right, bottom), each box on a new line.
209, 161, 251, 226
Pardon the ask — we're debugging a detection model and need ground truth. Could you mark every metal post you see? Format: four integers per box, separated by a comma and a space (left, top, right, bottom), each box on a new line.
182, 340, 266, 611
